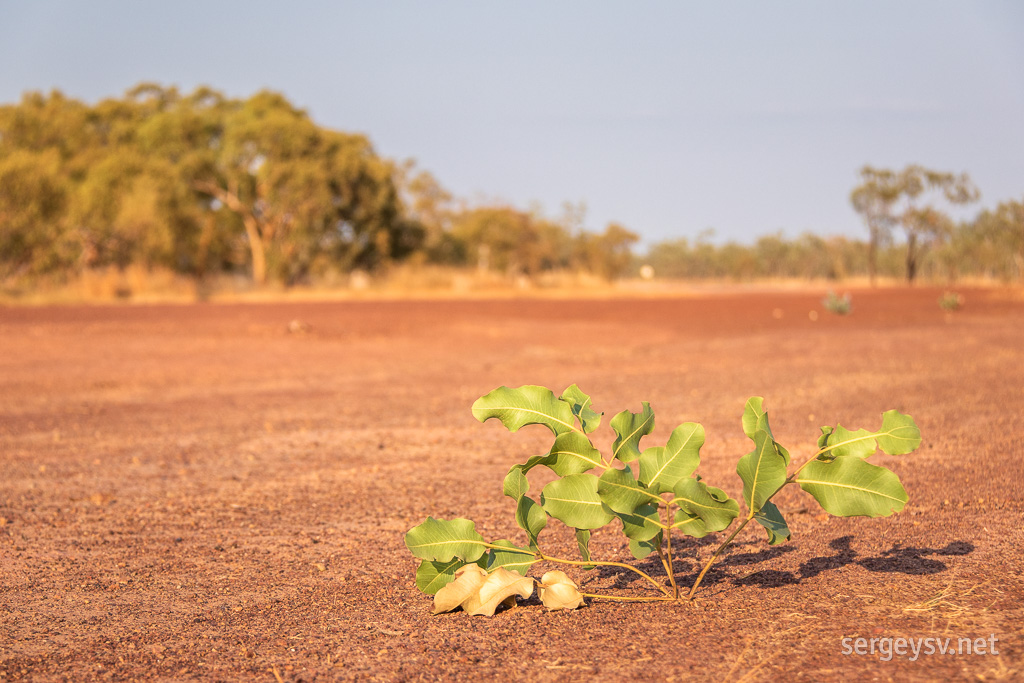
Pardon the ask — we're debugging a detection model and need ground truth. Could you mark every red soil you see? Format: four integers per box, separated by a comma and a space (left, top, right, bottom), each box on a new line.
1, 286, 1021, 681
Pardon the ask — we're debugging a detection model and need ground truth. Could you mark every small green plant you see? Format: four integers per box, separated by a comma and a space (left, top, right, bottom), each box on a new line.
939, 291, 963, 311
405, 385, 921, 613
823, 291, 852, 315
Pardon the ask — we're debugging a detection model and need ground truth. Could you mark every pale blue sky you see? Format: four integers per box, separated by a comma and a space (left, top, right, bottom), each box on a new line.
2, 1, 1022, 246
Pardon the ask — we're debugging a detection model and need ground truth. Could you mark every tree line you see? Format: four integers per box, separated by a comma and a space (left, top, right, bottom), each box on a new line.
1, 84, 1021, 290
643, 169, 1021, 284
0, 84, 638, 288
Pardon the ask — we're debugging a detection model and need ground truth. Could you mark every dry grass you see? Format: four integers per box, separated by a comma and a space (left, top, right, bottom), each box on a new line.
2, 265, 1021, 306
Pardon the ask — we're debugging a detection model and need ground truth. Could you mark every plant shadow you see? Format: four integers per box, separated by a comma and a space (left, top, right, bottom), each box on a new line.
587, 535, 975, 595
730, 535, 975, 590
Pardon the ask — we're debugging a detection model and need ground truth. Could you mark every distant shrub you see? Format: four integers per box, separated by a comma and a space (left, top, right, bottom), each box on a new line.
939, 291, 963, 311
823, 291, 852, 315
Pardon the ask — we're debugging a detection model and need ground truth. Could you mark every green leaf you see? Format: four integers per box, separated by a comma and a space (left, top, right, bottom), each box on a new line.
672, 509, 711, 538
753, 501, 791, 545
742, 397, 766, 440
515, 494, 547, 547
575, 528, 594, 569
405, 517, 488, 562
638, 422, 704, 493
547, 431, 604, 476
598, 466, 660, 514
797, 458, 908, 517
628, 532, 662, 560
472, 385, 577, 436
486, 540, 538, 576
560, 384, 602, 433
615, 503, 662, 541
610, 402, 655, 463
669, 478, 739, 533
736, 429, 789, 516
416, 558, 482, 595
541, 474, 615, 529
824, 424, 878, 458
743, 403, 791, 464
519, 452, 558, 474
502, 466, 529, 500
876, 410, 922, 455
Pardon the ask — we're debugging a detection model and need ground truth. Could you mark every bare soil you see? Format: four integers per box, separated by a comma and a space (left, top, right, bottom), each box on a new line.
1, 286, 1021, 681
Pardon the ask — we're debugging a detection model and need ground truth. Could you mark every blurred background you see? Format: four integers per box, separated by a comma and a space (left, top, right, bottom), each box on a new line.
1, 1, 1022, 299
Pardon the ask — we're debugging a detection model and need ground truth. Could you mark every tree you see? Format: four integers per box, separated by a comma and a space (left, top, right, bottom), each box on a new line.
851, 165, 978, 284
176, 89, 414, 284
583, 222, 639, 281
972, 198, 1024, 280
0, 84, 422, 286
895, 166, 979, 283
0, 150, 68, 280
850, 166, 899, 285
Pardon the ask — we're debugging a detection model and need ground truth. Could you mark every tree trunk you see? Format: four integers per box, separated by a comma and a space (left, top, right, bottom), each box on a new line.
868, 226, 878, 287
193, 179, 268, 285
241, 214, 267, 285
905, 233, 918, 284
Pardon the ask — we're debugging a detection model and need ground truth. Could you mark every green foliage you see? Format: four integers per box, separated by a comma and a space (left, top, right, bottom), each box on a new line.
939, 291, 963, 311
823, 291, 852, 315
1, 85, 642, 290
851, 164, 979, 283
472, 385, 576, 436
405, 385, 923, 612
610, 402, 655, 463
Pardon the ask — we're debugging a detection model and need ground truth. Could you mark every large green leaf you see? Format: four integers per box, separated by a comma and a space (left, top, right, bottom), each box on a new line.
405, 517, 488, 562
753, 501, 791, 545
672, 509, 711, 538
669, 478, 739, 533
472, 385, 577, 435
416, 557, 484, 595
503, 466, 529, 500
611, 402, 655, 463
629, 531, 662, 560
822, 424, 877, 458
486, 540, 538, 576
598, 466, 660, 514
615, 502, 662, 541
736, 428, 789, 516
742, 404, 791, 463
515, 494, 547, 547
560, 384, 602, 433
546, 431, 604, 476
876, 410, 921, 455
797, 458, 908, 517
638, 422, 704, 493
541, 474, 615, 529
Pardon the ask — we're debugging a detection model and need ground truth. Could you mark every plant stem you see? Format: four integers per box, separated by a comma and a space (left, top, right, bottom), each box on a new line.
538, 552, 674, 599
580, 592, 676, 603
686, 447, 830, 600
663, 513, 679, 599
483, 542, 673, 598
656, 544, 671, 582
686, 516, 751, 600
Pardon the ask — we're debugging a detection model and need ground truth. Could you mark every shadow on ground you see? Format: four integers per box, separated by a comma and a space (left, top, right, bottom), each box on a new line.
592, 535, 975, 594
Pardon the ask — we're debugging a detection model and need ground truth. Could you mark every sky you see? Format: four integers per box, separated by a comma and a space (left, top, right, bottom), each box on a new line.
2, 1, 1022, 247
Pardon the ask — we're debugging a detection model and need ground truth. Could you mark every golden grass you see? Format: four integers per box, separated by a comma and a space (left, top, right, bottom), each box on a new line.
2, 265, 1020, 306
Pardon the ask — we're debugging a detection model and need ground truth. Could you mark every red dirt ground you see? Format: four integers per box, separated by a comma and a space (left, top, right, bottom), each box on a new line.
1, 286, 1021, 681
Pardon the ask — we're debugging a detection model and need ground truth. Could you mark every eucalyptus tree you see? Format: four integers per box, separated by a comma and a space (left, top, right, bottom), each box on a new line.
850, 166, 900, 285
851, 165, 978, 284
